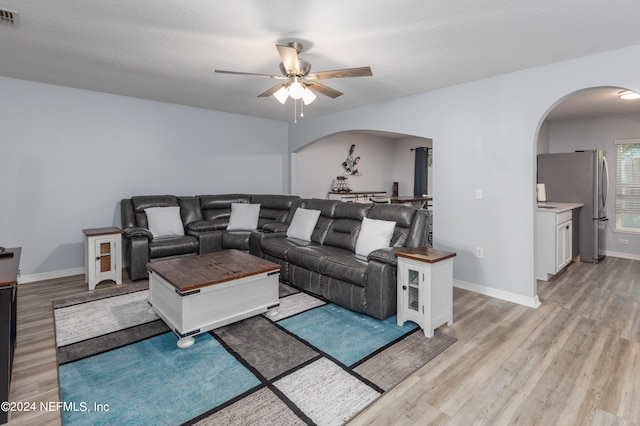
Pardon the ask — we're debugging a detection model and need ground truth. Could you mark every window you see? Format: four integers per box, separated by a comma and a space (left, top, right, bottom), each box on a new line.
615, 138, 640, 232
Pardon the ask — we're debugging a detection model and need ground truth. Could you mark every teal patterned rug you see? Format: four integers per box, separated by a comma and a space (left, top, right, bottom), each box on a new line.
53, 283, 455, 425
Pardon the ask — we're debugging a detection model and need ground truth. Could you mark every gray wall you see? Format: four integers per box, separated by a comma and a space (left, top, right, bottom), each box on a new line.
0, 76, 288, 279
546, 113, 640, 258
5, 43, 640, 304
288, 44, 640, 306
292, 132, 396, 198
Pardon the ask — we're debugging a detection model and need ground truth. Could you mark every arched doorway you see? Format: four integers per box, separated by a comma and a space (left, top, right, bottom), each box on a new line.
534, 86, 640, 290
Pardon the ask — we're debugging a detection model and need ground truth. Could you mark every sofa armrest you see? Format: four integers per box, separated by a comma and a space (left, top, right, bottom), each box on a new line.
364, 254, 399, 319
124, 235, 151, 281
249, 230, 287, 257
367, 247, 407, 266
122, 227, 153, 240
185, 220, 219, 233
187, 230, 222, 254
262, 222, 289, 233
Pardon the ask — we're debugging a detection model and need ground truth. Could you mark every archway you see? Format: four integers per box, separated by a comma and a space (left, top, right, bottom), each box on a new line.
533, 86, 640, 293
291, 130, 433, 200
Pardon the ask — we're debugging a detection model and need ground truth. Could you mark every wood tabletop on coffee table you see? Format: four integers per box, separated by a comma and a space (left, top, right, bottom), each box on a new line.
147, 249, 281, 292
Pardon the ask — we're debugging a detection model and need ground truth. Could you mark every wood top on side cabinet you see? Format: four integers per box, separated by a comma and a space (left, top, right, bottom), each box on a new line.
147, 249, 281, 292
82, 227, 122, 237
396, 247, 456, 263
0, 247, 21, 287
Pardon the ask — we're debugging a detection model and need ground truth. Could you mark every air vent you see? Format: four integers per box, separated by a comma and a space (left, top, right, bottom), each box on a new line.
0, 8, 19, 27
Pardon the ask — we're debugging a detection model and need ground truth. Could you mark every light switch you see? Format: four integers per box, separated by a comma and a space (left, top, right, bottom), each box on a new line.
475, 189, 483, 199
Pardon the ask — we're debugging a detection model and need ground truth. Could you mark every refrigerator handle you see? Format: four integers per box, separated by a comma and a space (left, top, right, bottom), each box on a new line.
602, 155, 609, 210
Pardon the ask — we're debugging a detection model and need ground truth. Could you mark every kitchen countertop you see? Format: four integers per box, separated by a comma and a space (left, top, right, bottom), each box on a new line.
536, 202, 583, 213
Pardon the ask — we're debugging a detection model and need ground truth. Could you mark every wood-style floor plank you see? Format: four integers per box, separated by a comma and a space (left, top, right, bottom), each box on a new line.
5, 257, 640, 425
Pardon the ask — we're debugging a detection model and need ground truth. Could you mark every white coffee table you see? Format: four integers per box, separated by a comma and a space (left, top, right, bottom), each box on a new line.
147, 249, 280, 348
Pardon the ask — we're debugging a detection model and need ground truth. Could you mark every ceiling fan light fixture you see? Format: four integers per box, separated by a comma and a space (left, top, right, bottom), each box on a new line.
273, 86, 289, 104
619, 90, 640, 100
302, 87, 317, 105
289, 80, 304, 99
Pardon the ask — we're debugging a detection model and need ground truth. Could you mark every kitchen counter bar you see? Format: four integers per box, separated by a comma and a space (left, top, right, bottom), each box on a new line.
536, 202, 583, 213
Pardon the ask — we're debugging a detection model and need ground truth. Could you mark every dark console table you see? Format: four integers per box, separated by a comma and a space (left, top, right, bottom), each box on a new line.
0, 248, 20, 424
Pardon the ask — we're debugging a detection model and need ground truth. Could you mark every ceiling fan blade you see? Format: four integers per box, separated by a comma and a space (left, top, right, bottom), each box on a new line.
258, 83, 287, 98
276, 44, 300, 75
305, 81, 343, 99
308, 66, 373, 80
215, 70, 286, 79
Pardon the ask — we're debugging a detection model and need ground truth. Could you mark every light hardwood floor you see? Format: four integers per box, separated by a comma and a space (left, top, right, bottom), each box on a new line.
6, 257, 640, 425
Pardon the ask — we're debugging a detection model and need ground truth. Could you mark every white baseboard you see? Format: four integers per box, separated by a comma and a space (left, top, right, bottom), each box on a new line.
454, 279, 541, 309
605, 251, 640, 261
19, 267, 84, 284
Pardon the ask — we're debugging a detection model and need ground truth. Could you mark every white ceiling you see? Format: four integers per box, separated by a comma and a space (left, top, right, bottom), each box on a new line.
545, 87, 640, 121
2, 1, 640, 122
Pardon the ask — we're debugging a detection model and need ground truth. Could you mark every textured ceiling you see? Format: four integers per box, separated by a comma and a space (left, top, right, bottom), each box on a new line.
2, 1, 640, 122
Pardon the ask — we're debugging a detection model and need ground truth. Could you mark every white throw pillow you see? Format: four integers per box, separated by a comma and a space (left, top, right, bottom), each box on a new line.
227, 203, 260, 230
144, 206, 184, 238
355, 217, 396, 257
287, 208, 321, 241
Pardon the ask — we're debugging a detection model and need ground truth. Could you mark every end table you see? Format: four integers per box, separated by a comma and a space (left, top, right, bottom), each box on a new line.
83, 227, 123, 290
396, 247, 456, 338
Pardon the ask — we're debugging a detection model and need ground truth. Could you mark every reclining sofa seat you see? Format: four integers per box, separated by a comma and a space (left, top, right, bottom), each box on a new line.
121, 193, 300, 280
186, 194, 300, 252
254, 198, 430, 320
120, 195, 200, 281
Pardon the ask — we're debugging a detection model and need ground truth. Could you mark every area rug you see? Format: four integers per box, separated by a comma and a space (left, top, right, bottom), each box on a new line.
53, 282, 456, 425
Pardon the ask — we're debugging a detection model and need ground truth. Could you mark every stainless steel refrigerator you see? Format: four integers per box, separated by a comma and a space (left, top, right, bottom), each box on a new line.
537, 150, 609, 263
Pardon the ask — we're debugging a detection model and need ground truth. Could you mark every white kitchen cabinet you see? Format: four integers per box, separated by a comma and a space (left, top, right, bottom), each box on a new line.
536, 204, 581, 281
556, 220, 572, 271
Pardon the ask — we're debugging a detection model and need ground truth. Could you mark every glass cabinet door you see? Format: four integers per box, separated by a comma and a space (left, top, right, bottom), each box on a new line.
94, 237, 116, 278
407, 267, 420, 312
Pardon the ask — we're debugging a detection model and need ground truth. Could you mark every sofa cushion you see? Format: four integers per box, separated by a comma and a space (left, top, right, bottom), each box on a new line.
178, 196, 203, 226
283, 198, 309, 224
251, 194, 300, 227
261, 236, 314, 260
304, 199, 338, 244
149, 235, 199, 259
288, 245, 353, 272
321, 255, 368, 287
144, 206, 185, 238
131, 195, 178, 229
287, 208, 321, 241
323, 202, 370, 251
367, 204, 417, 247
199, 194, 251, 222
227, 203, 260, 230
222, 231, 252, 250
355, 217, 396, 257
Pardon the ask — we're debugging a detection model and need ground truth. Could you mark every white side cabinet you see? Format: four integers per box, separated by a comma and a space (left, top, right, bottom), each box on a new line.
536, 206, 579, 281
83, 227, 122, 290
396, 247, 456, 338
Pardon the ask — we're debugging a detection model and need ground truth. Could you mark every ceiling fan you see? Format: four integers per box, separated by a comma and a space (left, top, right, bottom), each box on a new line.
215, 41, 372, 107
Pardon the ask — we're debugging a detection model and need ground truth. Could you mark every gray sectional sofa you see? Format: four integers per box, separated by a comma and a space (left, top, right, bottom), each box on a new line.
250, 199, 430, 319
120, 194, 301, 281
120, 194, 430, 319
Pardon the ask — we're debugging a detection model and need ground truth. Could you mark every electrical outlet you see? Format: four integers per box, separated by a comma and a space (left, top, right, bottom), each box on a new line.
475, 189, 483, 199
476, 247, 484, 258
619, 239, 629, 244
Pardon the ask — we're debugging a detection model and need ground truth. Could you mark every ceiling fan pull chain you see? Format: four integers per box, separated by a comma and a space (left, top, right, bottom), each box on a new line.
301, 100, 304, 118
294, 99, 297, 124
